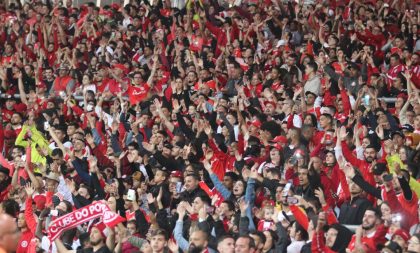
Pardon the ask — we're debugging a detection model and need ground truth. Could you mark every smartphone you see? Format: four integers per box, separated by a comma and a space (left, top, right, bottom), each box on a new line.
324, 132, 333, 145
176, 182, 183, 193
283, 182, 292, 197
50, 210, 59, 217
364, 94, 370, 106
391, 214, 402, 222
44, 121, 50, 131
383, 174, 394, 182
206, 206, 215, 214
263, 221, 272, 230
287, 196, 299, 205
20, 177, 26, 187
127, 189, 136, 201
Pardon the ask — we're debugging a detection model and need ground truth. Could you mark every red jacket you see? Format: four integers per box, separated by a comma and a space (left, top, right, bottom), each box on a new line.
341, 141, 376, 188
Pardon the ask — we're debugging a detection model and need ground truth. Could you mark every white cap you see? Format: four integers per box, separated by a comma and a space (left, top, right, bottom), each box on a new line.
276, 39, 286, 47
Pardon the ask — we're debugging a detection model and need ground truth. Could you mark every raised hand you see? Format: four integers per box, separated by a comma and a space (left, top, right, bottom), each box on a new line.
239, 198, 249, 215
316, 212, 326, 231
168, 239, 179, 253
203, 122, 213, 136
314, 187, 326, 206
146, 193, 155, 204
249, 163, 259, 179
85, 133, 95, 147
65, 179, 76, 194
24, 182, 35, 197
375, 124, 384, 140
204, 149, 214, 161
177, 202, 187, 219
338, 126, 348, 141
342, 162, 356, 179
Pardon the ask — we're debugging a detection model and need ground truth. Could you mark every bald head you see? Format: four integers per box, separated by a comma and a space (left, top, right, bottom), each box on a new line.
0, 214, 21, 252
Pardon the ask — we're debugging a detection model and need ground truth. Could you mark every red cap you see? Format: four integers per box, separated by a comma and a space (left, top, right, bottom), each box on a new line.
397, 93, 408, 100
33, 195, 46, 210
248, 119, 262, 128
272, 143, 283, 151
272, 135, 288, 144
261, 199, 275, 208
110, 3, 120, 11
264, 101, 276, 108
112, 63, 129, 74
392, 229, 410, 242
171, 170, 183, 178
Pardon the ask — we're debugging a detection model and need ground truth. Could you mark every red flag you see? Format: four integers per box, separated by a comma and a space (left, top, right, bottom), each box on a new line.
190, 35, 204, 52
127, 84, 151, 105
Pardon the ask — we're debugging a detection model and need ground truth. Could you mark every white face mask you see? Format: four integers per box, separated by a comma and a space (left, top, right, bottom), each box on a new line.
86, 104, 94, 112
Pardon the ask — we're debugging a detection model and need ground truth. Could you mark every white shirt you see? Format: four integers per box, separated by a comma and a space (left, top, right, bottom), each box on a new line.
287, 240, 305, 253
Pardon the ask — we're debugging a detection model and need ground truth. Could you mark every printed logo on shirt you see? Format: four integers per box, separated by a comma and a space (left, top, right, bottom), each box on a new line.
21, 240, 28, 248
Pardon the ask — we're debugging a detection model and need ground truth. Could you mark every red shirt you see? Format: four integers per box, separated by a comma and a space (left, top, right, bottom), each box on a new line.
346, 225, 387, 252
16, 230, 33, 253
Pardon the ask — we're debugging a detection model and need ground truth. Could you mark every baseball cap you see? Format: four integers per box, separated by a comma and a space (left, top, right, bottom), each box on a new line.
373, 163, 387, 175
271, 135, 288, 144
391, 131, 405, 139
392, 229, 410, 243
401, 124, 414, 133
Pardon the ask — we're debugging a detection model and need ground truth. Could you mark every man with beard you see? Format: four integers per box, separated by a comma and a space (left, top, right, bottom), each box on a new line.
55, 223, 115, 253
339, 126, 377, 188
174, 202, 210, 253
346, 207, 387, 252
337, 176, 372, 225
0, 213, 21, 253
41, 67, 55, 95
1, 97, 26, 124
345, 163, 419, 228
9, 112, 23, 136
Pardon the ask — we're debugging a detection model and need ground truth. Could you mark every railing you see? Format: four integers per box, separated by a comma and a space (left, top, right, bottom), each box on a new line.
0, 93, 398, 103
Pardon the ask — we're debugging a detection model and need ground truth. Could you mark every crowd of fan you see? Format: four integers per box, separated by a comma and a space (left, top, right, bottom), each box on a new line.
1, 0, 420, 253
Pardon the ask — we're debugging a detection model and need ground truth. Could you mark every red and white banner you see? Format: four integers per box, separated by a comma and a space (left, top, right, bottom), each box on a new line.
48, 201, 125, 241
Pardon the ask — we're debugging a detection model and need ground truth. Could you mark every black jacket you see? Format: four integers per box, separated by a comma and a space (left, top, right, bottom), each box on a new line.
338, 196, 371, 225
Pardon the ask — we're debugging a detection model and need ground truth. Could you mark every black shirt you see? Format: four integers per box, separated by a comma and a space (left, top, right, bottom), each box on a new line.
77, 245, 112, 253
